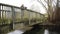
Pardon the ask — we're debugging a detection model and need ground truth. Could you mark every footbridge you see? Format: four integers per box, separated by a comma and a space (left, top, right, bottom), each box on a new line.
0, 3, 60, 34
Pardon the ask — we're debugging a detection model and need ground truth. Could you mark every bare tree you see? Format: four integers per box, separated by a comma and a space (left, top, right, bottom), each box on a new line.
54, 0, 60, 22
37, 0, 60, 24
37, 0, 53, 22
37, 0, 47, 11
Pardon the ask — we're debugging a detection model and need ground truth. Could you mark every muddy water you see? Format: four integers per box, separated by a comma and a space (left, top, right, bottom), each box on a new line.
44, 29, 49, 34
7, 24, 60, 34
7, 30, 24, 34
7, 29, 60, 34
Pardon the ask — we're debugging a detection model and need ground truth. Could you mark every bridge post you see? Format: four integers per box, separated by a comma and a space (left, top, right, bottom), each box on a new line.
21, 6, 24, 25
0, 5, 1, 19
29, 11, 31, 25
36, 12, 37, 23
11, 7, 15, 30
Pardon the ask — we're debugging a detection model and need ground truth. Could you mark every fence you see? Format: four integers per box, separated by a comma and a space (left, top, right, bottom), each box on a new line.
0, 3, 45, 29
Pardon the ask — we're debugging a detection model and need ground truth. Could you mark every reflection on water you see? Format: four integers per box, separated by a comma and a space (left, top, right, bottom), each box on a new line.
8, 30, 24, 34
7, 28, 60, 34
44, 29, 49, 34
8, 29, 49, 34
7, 24, 60, 34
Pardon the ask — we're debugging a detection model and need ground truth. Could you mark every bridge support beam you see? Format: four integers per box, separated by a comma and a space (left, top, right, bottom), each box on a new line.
11, 7, 15, 30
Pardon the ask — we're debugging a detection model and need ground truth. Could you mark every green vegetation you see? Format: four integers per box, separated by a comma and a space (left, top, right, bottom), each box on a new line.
0, 18, 12, 25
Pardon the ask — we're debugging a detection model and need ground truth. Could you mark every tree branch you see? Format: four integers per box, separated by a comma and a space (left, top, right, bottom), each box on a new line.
37, 0, 48, 11
44, 0, 48, 3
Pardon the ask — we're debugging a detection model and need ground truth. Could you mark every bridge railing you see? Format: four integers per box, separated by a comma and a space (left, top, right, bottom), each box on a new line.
0, 3, 45, 29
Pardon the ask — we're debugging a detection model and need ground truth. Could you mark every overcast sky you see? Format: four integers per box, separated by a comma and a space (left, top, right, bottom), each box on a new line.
0, 0, 46, 14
